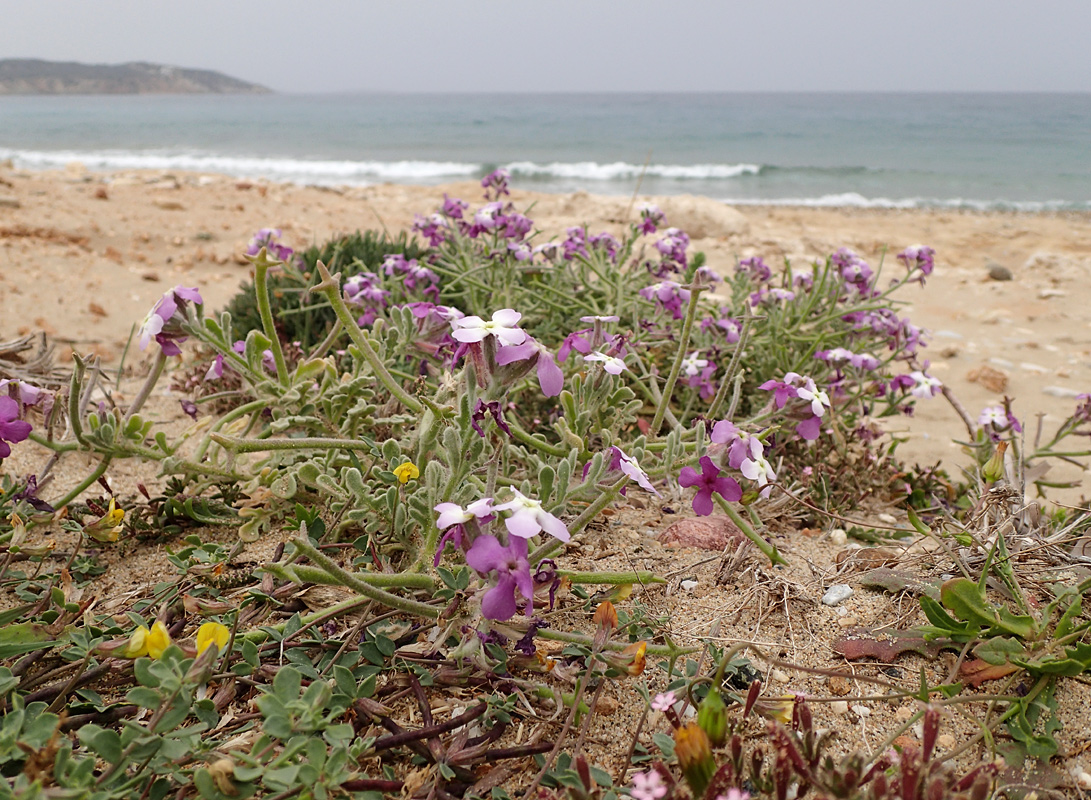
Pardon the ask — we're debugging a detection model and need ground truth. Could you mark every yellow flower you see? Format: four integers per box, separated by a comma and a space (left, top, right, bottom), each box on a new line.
147, 621, 172, 659
83, 497, 125, 543
123, 625, 150, 658
392, 462, 420, 484
196, 622, 231, 656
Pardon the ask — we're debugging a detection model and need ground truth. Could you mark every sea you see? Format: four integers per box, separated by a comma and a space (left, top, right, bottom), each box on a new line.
1, 92, 1089, 211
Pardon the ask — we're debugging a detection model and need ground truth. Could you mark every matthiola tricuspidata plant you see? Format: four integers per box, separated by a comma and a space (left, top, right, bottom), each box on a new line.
13, 171, 987, 652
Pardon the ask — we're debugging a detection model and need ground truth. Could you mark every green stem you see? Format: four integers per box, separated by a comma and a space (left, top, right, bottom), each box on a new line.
290, 537, 439, 619
250, 249, 291, 387
210, 434, 375, 454
530, 476, 627, 564
313, 262, 423, 414
506, 416, 570, 458
265, 562, 435, 591
122, 349, 167, 426
51, 457, 112, 512
713, 494, 787, 566
651, 282, 704, 434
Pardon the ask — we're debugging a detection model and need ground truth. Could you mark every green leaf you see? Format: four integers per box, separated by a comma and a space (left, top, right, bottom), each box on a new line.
0, 622, 57, 658
940, 578, 1036, 639
1055, 595, 1083, 640
974, 636, 1027, 666
78, 725, 122, 763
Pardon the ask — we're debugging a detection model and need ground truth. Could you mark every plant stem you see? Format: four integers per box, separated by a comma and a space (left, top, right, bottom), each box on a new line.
313, 261, 423, 414
651, 282, 704, 434
123, 349, 167, 426
51, 457, 112, 511
713, 494, 787, 566
250, 249, 291, 387
290, 537, 439, 619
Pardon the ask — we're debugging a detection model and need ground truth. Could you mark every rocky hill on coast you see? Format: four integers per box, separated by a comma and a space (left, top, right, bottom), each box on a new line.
0, 59, 270, 94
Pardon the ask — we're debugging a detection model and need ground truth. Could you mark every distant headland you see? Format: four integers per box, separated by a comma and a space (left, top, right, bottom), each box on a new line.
0, 59, 271, 95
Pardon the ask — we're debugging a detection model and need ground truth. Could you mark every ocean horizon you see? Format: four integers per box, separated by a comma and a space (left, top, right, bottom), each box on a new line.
2, 91, 1089, 211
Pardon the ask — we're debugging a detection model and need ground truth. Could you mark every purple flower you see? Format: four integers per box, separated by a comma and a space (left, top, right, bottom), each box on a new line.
412, 212, 449, 247
138, 286, 203, 356
639, 280, 690, 319
611, 447, 659, 495
897, 244, 936, 283
0, 379, 53, 419
0, 396, 32, 459
737, 256, 772, 282
907, 370, 942, 399
655, 227, 690, 267
495, 338, 564, 397
481, 167, 511, 199
560, 227, 590, 261
494, 489, 570, 542
833, 247, 873, 291
465, 534, 533, 620
678, 456, 741, 516
433, 498, 494, 566
471, 400, 512, 439
246, 228, 294, 262
557, 328, 594, 362
636, 202, 666, 235
759, 372, 805, 408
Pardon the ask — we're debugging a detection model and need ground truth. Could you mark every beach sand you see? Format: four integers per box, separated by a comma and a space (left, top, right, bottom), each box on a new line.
4, 162, 1091, 484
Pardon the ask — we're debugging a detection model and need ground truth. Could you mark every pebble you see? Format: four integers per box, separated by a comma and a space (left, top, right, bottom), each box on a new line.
877, 513, 897, 525
153, 198, 185, 211
822, 584, 854, 606
831, 701, 849, 715
829, 528, 848, 546
934, 329, 964, 340
679, 579, 699, 591
988, 357, 1015, 369
1044, 386, 1082, 398
0, 196, 20, 208
987, 262, 1013, 281
770, 669, 789, 683
937, 733, 956, 749
1020, 362, 1049, 373
895, 706, 915, 722
827, 675, 851, 695
851, 704, 871, 718
1038, 288, 1067, 299
837, 616, 859, 627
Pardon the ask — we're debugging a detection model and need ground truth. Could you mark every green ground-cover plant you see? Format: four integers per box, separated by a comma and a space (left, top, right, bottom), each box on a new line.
3, 170, 1091, 797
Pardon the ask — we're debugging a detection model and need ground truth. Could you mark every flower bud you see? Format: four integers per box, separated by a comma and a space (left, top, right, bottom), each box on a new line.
697, 686, 728, 746
982, 441, 1008, 483
182, 594, 236, 616
602, 641, 647, 676
674, 722, 715, 798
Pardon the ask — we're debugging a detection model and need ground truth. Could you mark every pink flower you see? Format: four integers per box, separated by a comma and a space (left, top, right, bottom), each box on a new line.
678, 456, 741, 516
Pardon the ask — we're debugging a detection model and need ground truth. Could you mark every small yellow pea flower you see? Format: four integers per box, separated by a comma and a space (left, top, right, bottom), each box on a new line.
147, 621, 172, 659
83, 497, 125, 543
392, 462, 420, 484
126, 621, 172, 659
196, 621, 231, 656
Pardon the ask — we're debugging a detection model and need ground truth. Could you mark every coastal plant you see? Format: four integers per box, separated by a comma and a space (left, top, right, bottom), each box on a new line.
6, 170, 1091, 796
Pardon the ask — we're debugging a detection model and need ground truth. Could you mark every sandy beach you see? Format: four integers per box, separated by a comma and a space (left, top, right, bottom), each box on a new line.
5, 162, 1091, 484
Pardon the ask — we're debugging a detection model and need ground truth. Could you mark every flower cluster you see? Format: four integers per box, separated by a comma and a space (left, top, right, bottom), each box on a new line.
760, 372, 831, 440
138, 286, 203, 356
245, 228, 294, 263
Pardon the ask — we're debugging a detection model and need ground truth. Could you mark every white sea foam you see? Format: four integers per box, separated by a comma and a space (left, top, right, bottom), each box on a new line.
0, 148, 480, 184
720, 193, 1090, 212
1, 147, 1085, 211
504, 160, 762, 180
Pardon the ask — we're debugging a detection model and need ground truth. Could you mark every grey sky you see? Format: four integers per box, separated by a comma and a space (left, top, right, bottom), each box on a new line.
4, 0, 1090, 93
